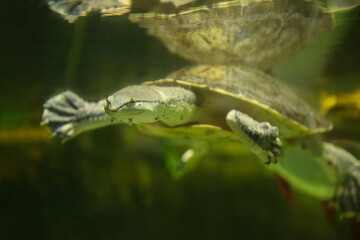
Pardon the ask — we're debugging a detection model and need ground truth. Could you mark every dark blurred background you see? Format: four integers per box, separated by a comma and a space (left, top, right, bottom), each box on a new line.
1, 0, 360, 239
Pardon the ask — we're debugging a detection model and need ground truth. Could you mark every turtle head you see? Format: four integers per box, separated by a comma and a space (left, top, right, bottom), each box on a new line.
105, 85, 164, 125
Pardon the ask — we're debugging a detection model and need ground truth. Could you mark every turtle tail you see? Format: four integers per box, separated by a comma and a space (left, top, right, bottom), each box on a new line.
335, 164, 360, 218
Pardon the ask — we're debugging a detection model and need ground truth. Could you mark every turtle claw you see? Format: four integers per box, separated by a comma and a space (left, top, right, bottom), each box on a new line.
51, 122, 76, 139
270, 137, 282, 157
40, 119, 50, 126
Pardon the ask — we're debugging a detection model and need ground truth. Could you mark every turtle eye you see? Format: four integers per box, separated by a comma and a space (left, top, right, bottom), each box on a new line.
126, 98, 136, 107
105, 97, 111, 108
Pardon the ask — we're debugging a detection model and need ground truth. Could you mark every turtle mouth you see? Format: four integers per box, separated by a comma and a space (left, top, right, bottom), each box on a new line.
111, 109, 145, 117
105, 98, 145, 116
105, 96, 139, 112
115, 100, 137, 111
104, 97, 115, 112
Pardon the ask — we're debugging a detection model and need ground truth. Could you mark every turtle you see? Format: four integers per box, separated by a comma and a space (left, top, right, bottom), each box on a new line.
43, 0, 360, 216
41, 64, 360, 216
48, 0, 337, 70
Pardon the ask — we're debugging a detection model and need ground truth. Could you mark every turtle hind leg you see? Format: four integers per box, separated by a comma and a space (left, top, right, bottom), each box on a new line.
226, 110, 282, 164
336, 164, 360, 218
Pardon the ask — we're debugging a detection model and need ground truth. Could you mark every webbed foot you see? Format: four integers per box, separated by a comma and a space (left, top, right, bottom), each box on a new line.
42, 91, 113, 142
41, 91, 88, 142
335, 164, 360, 218
226, 110, 282, 164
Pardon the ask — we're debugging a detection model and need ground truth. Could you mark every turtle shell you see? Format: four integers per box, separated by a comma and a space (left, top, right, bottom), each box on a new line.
144, 64, 333, 138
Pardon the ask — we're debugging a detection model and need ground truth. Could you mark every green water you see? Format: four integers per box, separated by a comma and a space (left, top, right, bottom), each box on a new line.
1, 1, 360, 239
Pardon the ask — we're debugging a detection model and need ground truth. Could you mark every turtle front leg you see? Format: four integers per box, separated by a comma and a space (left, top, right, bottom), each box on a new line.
226, 110, 282, 164
41, 91, 114, 142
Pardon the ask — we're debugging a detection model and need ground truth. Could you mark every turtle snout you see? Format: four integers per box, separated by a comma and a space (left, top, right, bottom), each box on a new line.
105, 96, 117, 112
